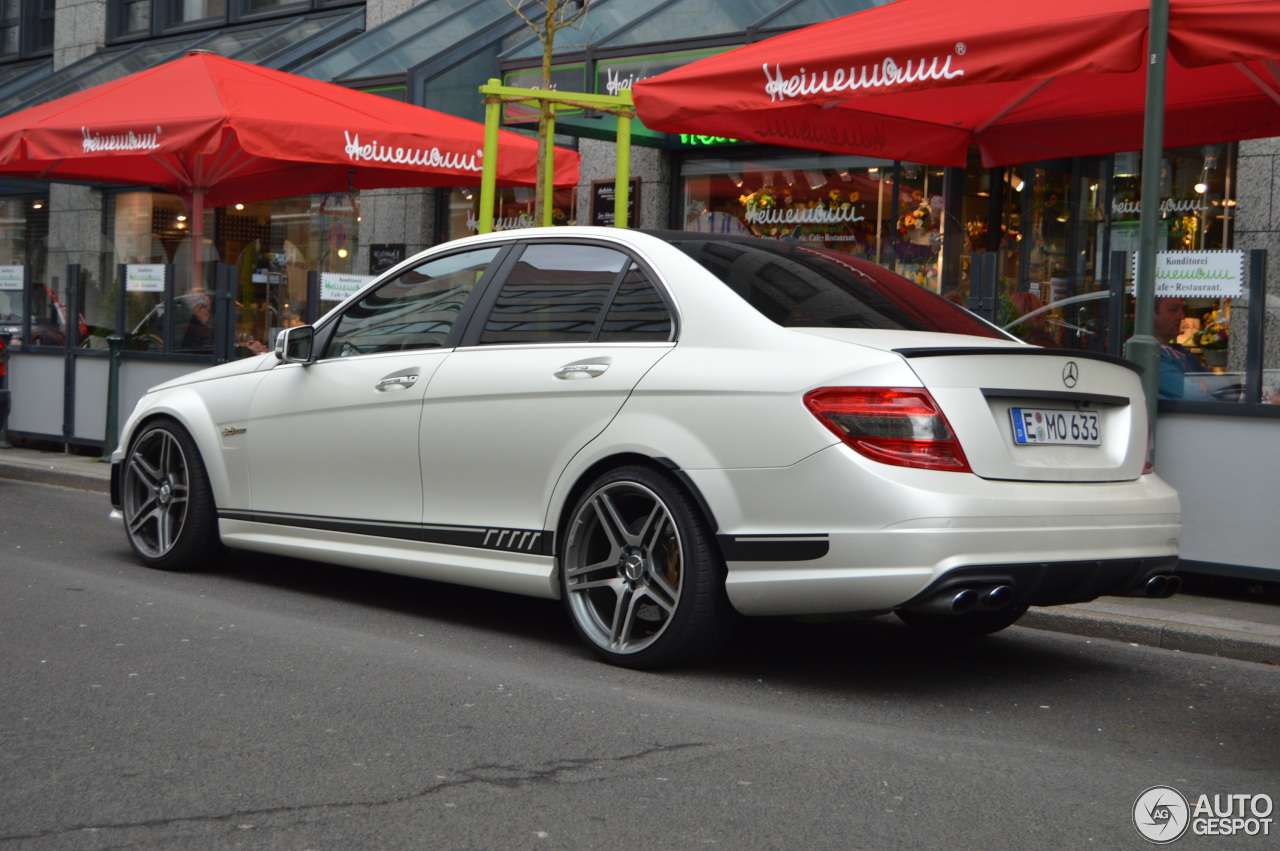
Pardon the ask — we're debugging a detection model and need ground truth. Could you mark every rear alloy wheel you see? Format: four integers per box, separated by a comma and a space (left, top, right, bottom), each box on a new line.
561, 466, 732, 669
896, 603, 1030, 639
122, 420, 223, 572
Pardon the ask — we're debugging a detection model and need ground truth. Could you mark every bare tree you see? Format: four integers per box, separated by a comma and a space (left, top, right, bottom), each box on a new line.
505, 0, 592, 224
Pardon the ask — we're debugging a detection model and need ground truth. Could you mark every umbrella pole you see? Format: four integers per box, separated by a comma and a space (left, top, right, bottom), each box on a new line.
191, 190, 205, 295
1127, 0, 1169, 440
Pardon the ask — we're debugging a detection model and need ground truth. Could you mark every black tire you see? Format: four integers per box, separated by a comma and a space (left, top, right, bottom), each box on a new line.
560, 465, 734, 669
121, 419, 225, 572
895, 603, 1030, 639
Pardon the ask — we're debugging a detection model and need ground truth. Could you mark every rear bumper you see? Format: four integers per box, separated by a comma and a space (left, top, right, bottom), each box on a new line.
688, 444, 1181, 616
898, 556, 1180, 611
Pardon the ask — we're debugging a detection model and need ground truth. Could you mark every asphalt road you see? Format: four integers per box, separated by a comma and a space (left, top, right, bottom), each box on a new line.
3, 479, 1278, 850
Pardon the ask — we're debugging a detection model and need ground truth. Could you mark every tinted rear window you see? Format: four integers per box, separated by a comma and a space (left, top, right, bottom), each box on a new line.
667, 236, 1008, 338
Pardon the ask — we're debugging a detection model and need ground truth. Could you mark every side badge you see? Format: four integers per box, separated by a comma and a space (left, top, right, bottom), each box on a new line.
222, 426, 247, 437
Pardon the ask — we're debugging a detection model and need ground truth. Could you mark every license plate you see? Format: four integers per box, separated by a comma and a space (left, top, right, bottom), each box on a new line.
1010, 407, 1101, 446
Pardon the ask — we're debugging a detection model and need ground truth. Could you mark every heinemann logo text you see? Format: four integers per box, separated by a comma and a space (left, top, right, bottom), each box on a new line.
82, 126, 162, 152
762, 53, 965, 102
344, 132, 482, 172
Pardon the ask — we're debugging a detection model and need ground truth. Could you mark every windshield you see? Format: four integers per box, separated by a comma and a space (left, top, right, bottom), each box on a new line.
665, 235, 1009, 339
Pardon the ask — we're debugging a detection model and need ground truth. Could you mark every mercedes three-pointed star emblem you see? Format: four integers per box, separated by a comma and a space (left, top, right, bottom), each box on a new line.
1062, 361, 1079, 388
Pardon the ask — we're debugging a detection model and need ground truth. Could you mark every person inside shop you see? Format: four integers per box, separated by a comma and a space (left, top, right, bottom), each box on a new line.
180, 292, 267, 356
1153, 296, 1209, 400
1009, 290, 1059, 348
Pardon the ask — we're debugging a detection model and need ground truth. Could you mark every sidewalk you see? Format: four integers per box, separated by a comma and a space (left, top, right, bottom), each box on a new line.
2, 443, 1277, 667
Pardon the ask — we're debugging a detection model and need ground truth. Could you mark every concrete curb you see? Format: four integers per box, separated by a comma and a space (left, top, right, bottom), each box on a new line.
1021, 607, 1280, 666
0, 457, 111, 493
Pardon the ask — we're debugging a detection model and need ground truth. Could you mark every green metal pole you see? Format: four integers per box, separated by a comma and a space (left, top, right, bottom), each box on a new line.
1126, 0, 1169, 438
615, 93, 633, 228
479, 79, 502, 235
542, 111, 556, 227
102, 335, 123, 460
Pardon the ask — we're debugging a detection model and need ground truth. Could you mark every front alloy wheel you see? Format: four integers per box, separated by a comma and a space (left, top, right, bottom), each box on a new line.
122, 420, 222, 571
562, 466, 732, 668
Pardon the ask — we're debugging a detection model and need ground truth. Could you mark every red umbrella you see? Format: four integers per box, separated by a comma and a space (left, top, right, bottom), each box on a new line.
632, 0, 1280, 167
0, 51, 579, 285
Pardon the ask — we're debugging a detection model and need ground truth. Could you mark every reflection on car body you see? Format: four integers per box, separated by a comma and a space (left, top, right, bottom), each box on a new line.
109, 228, 1181, 668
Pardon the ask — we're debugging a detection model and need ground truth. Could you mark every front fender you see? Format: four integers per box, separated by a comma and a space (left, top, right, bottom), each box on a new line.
115, 371, 269, 511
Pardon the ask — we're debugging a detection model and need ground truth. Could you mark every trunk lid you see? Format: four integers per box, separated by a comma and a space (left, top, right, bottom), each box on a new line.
794, 331, 1147, 482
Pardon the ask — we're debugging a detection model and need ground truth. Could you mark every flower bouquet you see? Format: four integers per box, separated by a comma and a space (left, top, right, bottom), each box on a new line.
1194, 311, 1229, 350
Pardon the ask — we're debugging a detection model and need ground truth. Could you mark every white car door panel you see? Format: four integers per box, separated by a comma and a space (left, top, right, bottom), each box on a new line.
247, 352, 445, 525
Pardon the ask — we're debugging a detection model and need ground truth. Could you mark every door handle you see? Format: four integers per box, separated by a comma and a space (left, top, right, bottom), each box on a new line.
554, 362, 610, 380
375, 374, 418, 391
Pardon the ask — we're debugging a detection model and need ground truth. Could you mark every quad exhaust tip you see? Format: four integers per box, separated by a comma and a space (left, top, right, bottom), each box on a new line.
913, 584, 1013, 615
1144, 574, 1181, 599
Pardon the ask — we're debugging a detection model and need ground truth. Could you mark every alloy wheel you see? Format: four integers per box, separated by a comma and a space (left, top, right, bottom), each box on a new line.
564, 480, 684, 656
123, 426, 191, 560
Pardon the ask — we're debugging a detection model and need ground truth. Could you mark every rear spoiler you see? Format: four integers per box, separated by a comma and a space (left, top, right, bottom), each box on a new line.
892, 346, 1143, 375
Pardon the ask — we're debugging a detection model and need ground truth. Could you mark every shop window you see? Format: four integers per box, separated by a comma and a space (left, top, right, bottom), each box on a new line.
1112, 146, 1249, 403
110, 190, 361, 357
0, 197, 53, 346
680, 157, 953, 290
445, 186, 578, 241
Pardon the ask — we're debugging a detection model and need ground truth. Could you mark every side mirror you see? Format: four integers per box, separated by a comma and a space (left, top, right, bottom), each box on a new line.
275, 325, 315, 364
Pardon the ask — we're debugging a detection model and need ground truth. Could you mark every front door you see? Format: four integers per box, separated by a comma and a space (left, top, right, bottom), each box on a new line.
245, 245, 504, 531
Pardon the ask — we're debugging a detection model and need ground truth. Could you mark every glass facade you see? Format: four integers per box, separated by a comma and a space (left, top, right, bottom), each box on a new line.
677, 142, 1267, 406
105, 190, 360, 356
0, 195, 52, 346
681, 153, 949, 293
444, 186, 578, 241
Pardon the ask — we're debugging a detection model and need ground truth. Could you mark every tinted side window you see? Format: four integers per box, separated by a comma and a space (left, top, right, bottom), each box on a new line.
326, 247, 499, 357
477, 244, 627, 345
597, 263, 673, 343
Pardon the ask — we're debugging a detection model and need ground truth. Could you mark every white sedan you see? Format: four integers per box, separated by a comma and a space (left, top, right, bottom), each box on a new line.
110, 227, 1180, 668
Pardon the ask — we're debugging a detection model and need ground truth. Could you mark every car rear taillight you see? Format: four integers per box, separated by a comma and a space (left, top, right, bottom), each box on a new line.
1143, 422, 1155, 475
804, 387, 971, 472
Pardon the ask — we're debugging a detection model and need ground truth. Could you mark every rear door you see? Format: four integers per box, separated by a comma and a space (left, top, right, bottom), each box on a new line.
419, 240, 676, 541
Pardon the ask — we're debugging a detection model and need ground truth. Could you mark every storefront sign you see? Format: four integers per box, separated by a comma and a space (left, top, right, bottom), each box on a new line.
465, 209, 536, 233
594, 51, 725, 99
320, 273, 373, 303
0, 265, 23, 290
762, 52, 967, 102
125, 264, 166, 293
369, 244, 406, 275
1132, 250, 1245, 297
1112, 196, 1212, 218
591, 179, 640, 228
502, 65, 587, 122
679, 134, 738, 146
743, 201, 864, 227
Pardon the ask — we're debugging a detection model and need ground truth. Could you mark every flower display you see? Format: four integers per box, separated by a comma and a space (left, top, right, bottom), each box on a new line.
1195, 310, 1230, 350
900, 202, 930, 232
